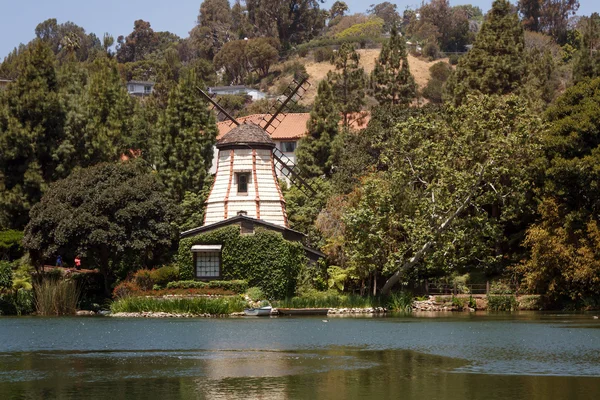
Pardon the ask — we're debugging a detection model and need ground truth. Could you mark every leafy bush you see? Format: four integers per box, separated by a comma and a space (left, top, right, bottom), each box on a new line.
110, 296, 247, 314
449, 54, 460, 65
452, 296, 465, 309
34, 279, 80, 316
178, 226, 306, 299
0, 230, 24, 261
487, 295, 518, 311
0, 289, 34, 315
112, 281, 140, 299
282, 61, 308, 79
386, 291, 413, 312
423, 41, 441, 60
133, 270, 154, 291
246, 287, 264, 301
297, 47, 309, 58
208, 280, 248, 293
150, 265, 179, 287
0, 261, 13, 290
336, 18, 384, 39
313, 47, 334, 63
166, 280, 208, 290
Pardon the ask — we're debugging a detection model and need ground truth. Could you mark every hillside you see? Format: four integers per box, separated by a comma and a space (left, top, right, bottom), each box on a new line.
295, 49, 447, 104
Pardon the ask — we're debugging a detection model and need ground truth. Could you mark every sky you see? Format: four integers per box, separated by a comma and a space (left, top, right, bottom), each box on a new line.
0, 1, 598, 59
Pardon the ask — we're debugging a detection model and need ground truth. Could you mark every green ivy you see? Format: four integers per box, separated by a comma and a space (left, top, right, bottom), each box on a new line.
177, 226, 307, 299
0, 261, 13, 290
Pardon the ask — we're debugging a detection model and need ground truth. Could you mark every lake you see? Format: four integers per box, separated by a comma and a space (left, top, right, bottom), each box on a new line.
1, 312, 599, 399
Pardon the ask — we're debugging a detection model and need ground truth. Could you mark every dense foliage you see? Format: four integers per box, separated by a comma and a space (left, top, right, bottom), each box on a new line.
177, 226, 306, 299
23, 162, 177, 294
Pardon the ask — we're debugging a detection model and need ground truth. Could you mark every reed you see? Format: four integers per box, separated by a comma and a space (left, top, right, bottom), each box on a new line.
110, 296, 247, 315
275, 293, 382, 309
34, 279, 80, 316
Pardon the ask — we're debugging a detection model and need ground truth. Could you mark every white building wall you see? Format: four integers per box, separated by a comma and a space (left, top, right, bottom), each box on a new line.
204, 148, 287, 227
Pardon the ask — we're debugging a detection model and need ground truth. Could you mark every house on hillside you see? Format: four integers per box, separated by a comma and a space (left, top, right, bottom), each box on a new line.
0, 79, 12, 90
127, 80, 155, 96
209, 85, 267, 101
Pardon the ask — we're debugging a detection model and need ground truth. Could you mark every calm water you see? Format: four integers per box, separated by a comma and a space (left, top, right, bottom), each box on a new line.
1, 312, 599, 399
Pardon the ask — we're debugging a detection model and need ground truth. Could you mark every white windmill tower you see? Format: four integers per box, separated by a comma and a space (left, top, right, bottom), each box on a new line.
198, 77, 316, 229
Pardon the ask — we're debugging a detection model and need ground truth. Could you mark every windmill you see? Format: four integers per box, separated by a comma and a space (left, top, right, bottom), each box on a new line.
198, 77, 317, 212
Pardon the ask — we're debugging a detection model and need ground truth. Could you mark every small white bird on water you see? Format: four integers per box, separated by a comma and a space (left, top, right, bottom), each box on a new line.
322, 320, 329, 323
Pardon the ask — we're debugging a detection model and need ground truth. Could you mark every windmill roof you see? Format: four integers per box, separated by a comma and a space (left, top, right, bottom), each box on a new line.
217, 123, 275, 148
216, 113, 371, 142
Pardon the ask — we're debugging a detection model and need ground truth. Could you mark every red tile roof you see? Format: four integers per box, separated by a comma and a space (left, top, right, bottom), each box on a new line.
216, 113, 371, 141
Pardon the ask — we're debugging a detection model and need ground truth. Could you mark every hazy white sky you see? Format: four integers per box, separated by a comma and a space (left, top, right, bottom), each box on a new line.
0, 1, 597, 59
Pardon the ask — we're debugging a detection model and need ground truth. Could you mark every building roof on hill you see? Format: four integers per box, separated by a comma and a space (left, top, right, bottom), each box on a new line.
209, 85, 256, 92
127, 80, 155, 85
217, 113, 370, 142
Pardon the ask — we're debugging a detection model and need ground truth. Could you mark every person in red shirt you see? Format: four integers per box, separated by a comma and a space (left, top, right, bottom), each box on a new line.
74, 256, 81, 270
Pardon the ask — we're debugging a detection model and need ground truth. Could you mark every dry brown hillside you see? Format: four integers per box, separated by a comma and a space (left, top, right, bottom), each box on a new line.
298, 49, 447, 104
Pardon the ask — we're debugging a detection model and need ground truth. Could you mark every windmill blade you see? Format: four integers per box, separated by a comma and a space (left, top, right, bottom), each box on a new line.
259, 77, 311, 134
272, 147, 317, 197
196, 87, 240, 127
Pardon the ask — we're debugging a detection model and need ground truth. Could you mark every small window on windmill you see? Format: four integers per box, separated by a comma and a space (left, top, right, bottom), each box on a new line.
192, 245, 222, 279
236, 172, 250, 194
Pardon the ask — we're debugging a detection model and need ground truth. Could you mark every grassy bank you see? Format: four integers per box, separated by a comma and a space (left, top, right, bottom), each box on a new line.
273, 291, 412, 312
110, 296, 247, 315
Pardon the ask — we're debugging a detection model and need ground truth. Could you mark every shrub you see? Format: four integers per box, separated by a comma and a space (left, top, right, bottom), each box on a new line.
487, 295, 518, 311
133, 269, 154, 291
113, 281, 140, 299
386, 292, 413, 312
275, 290, 382, 309
246, 287, 264, 301
208, 280, 248, 293
166, 280, 208, 290
110, 296, 247, 315
298, 47, 309, 58
452, 296, 465, 309
0, 289, 34, 316
0, 230, 24, 261
313, 47, 335, 63
449, 54, 460, 65
150, 265, 179, 287
282, 61, 308, 79
423, 41, 441, 60
34, 279, 80, 316
429, 62, 453, 81
0, 261, 13, 290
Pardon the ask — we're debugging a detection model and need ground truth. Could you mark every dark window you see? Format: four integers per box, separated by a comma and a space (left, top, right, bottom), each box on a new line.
144, 85, 152, 94
281, 141, 296, 152
237, 173, 249, 193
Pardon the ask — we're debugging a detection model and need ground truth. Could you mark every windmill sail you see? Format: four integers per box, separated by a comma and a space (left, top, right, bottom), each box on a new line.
258, 77, 311, 134
272, 148, 317, 197
196, 87, 239, 127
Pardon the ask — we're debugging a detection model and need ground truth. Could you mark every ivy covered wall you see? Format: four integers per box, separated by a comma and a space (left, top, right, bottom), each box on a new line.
177, 226, 306, 299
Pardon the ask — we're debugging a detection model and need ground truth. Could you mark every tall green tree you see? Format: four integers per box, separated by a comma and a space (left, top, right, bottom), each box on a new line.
0, 40, 64, 229
444, 0, 525, 106
573, 13, 600, 84
327, 43, 366, 128
23, 161, 177, 295
55, 56, 135, 176
297, 80, 340, 177
245, 0, 327, 46
116, 20, 159, 63
519, 78, 600, 304
152, 69, 217, 203
370, 26, 416, 106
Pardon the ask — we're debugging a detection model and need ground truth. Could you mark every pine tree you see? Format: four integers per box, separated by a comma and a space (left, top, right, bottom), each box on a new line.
296, 80, 340, 177
370, 26, 416, 106
152, 69, 217, 203
0, 40, 65, 229
327, 43, 366, 129
444, 0, 525, 106
56, 55, 134, 176
573, 13, 600, 84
